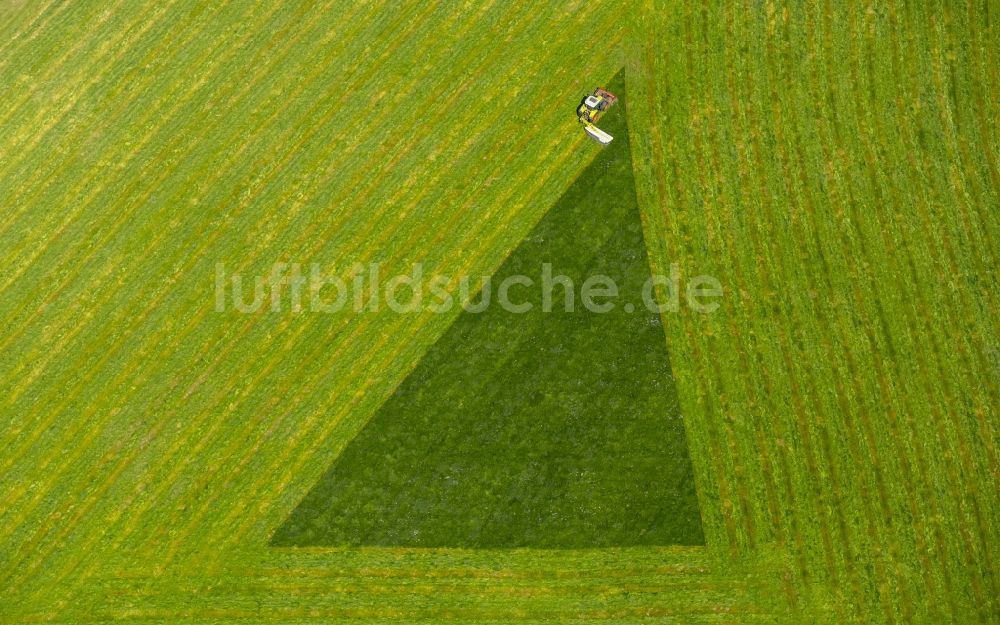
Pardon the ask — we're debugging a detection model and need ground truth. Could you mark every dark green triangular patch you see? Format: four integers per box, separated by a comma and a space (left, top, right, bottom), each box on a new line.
273, 75, 704, 548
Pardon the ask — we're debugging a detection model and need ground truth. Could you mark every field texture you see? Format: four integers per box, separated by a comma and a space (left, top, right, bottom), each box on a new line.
626, 0, 1000, 622
1, 0, 997, 623
275, 84, 705, 550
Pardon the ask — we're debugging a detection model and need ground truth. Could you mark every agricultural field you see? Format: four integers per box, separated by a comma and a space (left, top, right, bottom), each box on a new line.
274, 87, 706, 550
627, 0, 1000, 622
0, 1, 997, 624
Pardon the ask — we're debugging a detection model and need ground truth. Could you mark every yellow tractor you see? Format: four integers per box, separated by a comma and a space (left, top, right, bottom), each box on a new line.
577, 87, 618, 145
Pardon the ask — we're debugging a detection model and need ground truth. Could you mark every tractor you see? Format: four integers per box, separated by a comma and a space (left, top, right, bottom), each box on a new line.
577, 87, 618, 145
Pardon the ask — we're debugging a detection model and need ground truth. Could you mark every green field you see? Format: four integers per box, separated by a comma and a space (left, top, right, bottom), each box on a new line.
1, 1, 998, 623
274, 84, 704, 549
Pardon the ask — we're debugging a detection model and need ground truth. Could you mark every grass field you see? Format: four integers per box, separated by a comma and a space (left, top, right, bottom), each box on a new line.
273, 84, 704, 549
626, 0, 1000, 621
1, 0, 997, 623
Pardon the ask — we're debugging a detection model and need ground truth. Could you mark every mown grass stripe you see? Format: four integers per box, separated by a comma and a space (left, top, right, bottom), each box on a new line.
0, 1, 116, 101
685, 3, 770, 555
0, 0, 384, 448
783, 5, 945, 620
11, 2, 620, 608
0, 2, 298, 301
129, 0, 568, 561
104, 0, 552, 551
215, 33, 625, 554
0, 0, 402, 572
0, 0, 446, 588
869, 6, 972, 613
788, 6, 945, 620
0, 2, 285, 349
858, 1, 996, 615
0, 0, 217, 195
0, 1, 254, 250
0, 0, 350, 496
0, 0, 157, 165
634, 0, 740, 555
808, 3, 925, 619
0, 0, 65, 65
735, 1, 865, 602
218, 89, 619, 554
4, 1, 996, 622
717, 2, 824, 581
707, 2, 849, 611
878, 0, 998, 611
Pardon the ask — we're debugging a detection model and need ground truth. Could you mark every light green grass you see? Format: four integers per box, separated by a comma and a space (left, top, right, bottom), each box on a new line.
1, 0, 997, 622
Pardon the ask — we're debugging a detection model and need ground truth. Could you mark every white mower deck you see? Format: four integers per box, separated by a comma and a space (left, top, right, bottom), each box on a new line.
584, 124, 614, 145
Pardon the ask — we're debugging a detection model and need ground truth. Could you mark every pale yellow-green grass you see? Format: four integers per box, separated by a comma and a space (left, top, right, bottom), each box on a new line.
3, 0, 996, 622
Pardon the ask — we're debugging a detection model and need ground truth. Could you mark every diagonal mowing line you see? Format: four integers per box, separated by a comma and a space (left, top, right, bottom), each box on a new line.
5, 2, 318, 494
931, 0, 1000, 262
0, 1, 283, 292
27, 18, 620, 608
0, 0, 197, 185
128, 8, 620, 566
9, 3, 640, 620
0, 0, 368, 439
0, 0, 154, 155
7, 0, 592, 596
0, 0, 64, 64
0, 0, 483, 560
3, 1, 756, 624
205, 25, 625, 549
915, 0, 1000, 411
3, 4, 282, 349
0, 0, 478, 560
161, 0, 510, 401
0, 0, 394, 552
0, 1, 237, 246
917, 0, 1000, 504
125, 0, 556, 532
0, 3, 368, 289
184, 126, 597, 563
217, 67, 620, 551
190, 47, 620, 556
41, 0, 532, 572
0, 0, 404, 468
0, 0, 463, 526
0, 0, 90, 75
